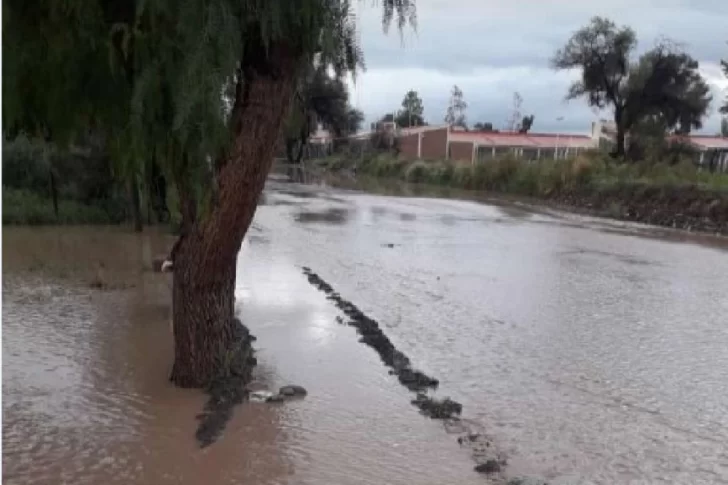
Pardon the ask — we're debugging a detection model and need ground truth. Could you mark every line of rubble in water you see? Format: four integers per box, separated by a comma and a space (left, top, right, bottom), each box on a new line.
301, 267, 553, 484
302, 266, 463, 420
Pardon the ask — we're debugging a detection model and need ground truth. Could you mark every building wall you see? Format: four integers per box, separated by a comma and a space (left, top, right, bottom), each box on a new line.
419, 127, 449, 160
448, 141, 474, 163
398, 133, 420, 159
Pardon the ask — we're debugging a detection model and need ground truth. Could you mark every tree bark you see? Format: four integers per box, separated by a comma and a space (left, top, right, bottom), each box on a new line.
612, 107, 627, 159
169, 43, 300, 388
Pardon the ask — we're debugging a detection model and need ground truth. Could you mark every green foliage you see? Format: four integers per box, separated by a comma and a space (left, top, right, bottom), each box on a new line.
2, 189, 124, 225
4, 0, 417, 225
337, 151, 728, 197
395, 90, 425, 127
347, 108, 365, 134
551, 17, 712, 156
473, 122, 496, 133
518, 115, 535, 133
3, 136, 129, 224
551, 17, 636, 110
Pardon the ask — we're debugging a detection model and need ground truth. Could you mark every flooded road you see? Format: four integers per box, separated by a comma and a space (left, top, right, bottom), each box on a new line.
4, 174, 728, 484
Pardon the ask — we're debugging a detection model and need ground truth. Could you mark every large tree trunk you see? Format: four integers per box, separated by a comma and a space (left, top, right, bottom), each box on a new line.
169, 43, 300, 388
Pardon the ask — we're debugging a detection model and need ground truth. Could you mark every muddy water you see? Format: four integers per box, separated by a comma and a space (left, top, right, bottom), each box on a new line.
4, 177, 728, 485
2, 224, 479, 485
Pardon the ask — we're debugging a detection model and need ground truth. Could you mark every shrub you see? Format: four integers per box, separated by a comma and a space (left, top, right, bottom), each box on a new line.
404, 161, 429, 184
2, 188, 118, 225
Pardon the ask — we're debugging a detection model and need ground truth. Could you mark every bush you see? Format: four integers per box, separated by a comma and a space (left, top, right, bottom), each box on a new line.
2, 188, 119, 225
404, 161, 429, 183
3, 137, 130, 225
337, 148, 728, 200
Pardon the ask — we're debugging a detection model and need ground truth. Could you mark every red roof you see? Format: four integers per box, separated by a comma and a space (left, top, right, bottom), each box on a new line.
449, 131, 595, 149
669, 135, 728, 150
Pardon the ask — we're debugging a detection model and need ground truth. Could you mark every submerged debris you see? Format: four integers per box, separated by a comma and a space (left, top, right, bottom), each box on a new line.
411, 393, 462, 419
279, 384, 307, 397
474, 459, 501, 474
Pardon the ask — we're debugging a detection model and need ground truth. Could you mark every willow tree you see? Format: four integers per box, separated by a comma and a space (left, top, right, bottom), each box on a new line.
4, 0, 416, 387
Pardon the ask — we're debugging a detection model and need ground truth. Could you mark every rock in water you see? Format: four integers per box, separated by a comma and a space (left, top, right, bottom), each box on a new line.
249, 390, 274, 402
279, 385, 307, 397
266, 394, 286, 403
474, 460, 501, 474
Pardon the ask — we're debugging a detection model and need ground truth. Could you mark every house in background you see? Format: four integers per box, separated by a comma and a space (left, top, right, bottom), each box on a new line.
396, 124, 597, 163
393, 120, 728, 171
671, 135, 728, 172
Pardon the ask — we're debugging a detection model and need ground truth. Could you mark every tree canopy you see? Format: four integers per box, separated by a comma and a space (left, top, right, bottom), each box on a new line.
473, 122, 496, 132
518, 115, 535, 133
551, 17, 711, 157
283, 66, 363, 162
444, 85, 467, 128
3, 0, 415, 210
395, 90, 425, 127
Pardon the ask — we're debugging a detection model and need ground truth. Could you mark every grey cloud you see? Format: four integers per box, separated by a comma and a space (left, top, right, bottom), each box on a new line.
357, 1, 728, 73
353, 1, 728, 134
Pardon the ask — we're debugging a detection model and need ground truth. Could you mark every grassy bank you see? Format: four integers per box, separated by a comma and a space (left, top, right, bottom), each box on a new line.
314, 152, 728, 234
2, 188, 126, 225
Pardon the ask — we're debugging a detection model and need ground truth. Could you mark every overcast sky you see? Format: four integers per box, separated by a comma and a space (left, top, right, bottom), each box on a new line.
347, 0, 728, 134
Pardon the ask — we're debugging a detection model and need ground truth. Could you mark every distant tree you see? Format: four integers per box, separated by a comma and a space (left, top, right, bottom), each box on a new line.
473, 122, 496, 132
518, 115, 535, 133
395, 90, 425, 128
721, 117, 728, 137
380, 113, 395, 123
506, 92, 522, 131
347, 108, 365, 135
445, 85, 468, 128
551, 17, 712, 158
283, 67, 355, 164
627, 114, 698, 165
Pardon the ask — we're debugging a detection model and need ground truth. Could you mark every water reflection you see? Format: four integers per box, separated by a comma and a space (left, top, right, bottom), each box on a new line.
294, 207, 351, 225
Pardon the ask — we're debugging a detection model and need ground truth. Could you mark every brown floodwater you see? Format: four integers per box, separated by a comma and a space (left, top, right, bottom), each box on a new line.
4, 173, 728, 484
